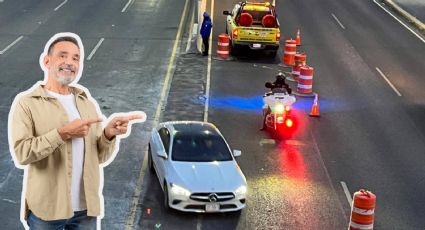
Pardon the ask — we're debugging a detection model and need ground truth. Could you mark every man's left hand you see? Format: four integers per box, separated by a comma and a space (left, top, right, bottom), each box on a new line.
104, 112, 146, 140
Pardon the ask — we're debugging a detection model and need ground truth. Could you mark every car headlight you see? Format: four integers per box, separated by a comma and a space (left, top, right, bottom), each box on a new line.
235, 185, 247, 196
170, 183, 191, 196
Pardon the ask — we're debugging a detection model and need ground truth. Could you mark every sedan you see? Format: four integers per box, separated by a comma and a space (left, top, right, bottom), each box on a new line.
148, 121, 247, 213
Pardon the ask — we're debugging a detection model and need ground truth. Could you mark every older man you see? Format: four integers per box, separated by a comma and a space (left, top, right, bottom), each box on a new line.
9, 32, 145, 229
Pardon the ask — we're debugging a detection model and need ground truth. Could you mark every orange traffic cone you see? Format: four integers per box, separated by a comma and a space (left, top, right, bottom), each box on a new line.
296, 29, 301, 46
309, 93, 320, 117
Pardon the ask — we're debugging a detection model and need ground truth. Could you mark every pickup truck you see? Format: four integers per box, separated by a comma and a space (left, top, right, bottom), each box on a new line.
223, 1, 281, 57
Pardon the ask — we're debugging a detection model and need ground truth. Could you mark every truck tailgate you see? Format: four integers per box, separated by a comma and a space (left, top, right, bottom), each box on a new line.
236, 27, 277, 42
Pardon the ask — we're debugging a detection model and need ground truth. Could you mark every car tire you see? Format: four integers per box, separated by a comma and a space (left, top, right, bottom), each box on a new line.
268, 50, 277, 58
231, 45, 239, 56
163, 182, 170, 211
148, 144, 155, 173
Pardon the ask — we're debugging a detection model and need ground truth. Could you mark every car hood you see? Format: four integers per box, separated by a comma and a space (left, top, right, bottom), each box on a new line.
169, 161, 246, 192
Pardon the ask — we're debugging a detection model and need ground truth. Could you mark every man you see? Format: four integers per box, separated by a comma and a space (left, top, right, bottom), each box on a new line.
200, 12, 213, 56
269, 72, 292, 94
8, 32, 145, 229
260, 73, 293, 130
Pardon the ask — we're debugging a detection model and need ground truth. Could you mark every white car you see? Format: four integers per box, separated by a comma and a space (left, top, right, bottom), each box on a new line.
148, 121, 247, 213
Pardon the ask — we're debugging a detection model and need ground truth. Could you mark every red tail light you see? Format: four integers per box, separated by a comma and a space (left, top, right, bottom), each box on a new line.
285, 118, 293, 128
276, 32, 281, 41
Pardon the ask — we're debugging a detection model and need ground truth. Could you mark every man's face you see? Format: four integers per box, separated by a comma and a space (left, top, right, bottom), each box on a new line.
44, 41, 80, 85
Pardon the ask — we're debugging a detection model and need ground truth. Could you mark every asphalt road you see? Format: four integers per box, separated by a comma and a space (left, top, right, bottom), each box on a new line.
1, 0, 425, 229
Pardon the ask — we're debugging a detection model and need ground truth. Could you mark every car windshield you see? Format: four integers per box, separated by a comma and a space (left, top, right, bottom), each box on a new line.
171, 133, 233, 162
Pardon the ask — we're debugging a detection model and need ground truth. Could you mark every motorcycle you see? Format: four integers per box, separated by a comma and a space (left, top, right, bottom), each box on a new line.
262, 82, 296, 136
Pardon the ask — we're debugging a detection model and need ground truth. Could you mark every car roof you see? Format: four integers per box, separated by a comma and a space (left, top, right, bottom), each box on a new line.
159, 121, 220, 137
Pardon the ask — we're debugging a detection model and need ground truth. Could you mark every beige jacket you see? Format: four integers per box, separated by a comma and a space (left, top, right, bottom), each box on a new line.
10, 84, 116, 221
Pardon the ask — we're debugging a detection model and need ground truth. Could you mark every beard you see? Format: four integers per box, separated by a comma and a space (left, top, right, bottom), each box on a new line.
55, 64, 77, 85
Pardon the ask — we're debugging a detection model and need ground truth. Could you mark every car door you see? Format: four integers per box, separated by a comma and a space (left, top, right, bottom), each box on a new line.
154, 127, 171, 185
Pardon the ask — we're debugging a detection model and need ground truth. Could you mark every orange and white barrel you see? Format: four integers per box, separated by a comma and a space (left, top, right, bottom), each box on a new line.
294, 53, 307, 66
217, 33, 230, 59
349, 190, 376, 230
297, 65, 314, 94
283, 39, 297, 66
292, 53, 307, 81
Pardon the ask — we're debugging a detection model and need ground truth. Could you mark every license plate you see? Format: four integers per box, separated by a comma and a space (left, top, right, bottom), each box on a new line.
253, 43, 261, 48
205, 203, 220, 212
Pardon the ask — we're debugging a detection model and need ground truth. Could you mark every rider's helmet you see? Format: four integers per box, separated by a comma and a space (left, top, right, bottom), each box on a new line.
276, 72, 285, 82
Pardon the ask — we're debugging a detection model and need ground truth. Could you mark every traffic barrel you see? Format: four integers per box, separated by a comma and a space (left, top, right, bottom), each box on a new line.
349, 189, 376, 230
217, 33, 230, 59
283, 39, 297, 66
291, 53, 307, 81
297, 65, 314, 94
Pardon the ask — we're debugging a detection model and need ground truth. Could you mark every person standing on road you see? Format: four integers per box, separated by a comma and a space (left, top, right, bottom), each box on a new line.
8, 32, 146, 230
200, 11, 213, 56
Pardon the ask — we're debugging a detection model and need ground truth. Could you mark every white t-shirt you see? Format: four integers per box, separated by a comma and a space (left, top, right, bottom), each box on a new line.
46, 89, 87, 211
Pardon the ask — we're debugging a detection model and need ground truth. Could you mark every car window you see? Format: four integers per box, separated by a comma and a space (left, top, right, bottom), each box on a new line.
158, 128, 170, 154
171, 134, 233, 162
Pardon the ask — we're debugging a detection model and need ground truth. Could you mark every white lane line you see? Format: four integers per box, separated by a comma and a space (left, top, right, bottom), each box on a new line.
54, 0, 67, 11
121, 0, 133, 13
124, 0, 190, 228
196, 214, 203, 230
86, 38, 104, 61
331, 13, 346, 30
373, 0, 425, 43
185, 3, 195, 53
259, 139, 276, 146
375, 67, 402, 96
2, 199, 17, 204
203, 0, 215, 122
310, 130, 348, 221
340, 181, 352, 206
0, 36, 23, 55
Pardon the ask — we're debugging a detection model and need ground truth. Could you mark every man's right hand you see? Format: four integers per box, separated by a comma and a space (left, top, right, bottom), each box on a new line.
57, 118, 103, 140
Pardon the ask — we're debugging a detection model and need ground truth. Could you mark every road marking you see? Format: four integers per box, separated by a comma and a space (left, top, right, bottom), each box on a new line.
259, 138, 276, 146
373, 0, 425, 43
331, 13, 346, 30
2, 199, 17, 204
340, 181, 352, 206
124, 0, 190, 228
121, 0, 133, 13
54, 0, 67, 11
203, 0, 215, 122
196, 214, 203, 230
86, 38, 104, 61
0, 36, 23, 55
375, 67, 402, 96
185, 2, 195, 53
310, 130, 348, 221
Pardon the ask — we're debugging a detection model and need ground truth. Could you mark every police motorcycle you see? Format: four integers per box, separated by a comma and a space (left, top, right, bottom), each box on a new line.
262, 82, 296, 136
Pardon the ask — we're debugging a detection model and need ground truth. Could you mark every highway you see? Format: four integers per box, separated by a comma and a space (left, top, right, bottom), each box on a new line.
0, 0, 424, 229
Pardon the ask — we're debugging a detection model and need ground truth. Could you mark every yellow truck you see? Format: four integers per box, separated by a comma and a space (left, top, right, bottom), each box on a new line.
223, 1, 281, 57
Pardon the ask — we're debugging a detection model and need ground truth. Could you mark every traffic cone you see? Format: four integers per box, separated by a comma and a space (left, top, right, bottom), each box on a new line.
309, 93, 320, 117
295, 29, 301, 46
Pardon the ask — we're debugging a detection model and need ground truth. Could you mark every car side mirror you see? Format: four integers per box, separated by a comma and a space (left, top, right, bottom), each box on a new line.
233, 149, 241, 157
265, 82, 273, 88
157, 150, 168, 159
223, 10, 232, 16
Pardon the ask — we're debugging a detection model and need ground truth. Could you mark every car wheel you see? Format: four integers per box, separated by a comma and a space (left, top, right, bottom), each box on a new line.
231, 44, 239, 56
163, 182, 170, 211
267, 50, 277, 58
148, 144, 155, 173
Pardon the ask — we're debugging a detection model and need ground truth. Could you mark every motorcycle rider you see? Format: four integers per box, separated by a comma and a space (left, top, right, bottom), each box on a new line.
261, 72, 293, 130
270, 72, 292, 94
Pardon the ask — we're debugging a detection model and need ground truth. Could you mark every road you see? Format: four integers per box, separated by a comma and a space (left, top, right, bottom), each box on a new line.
0, 0, 424, 229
